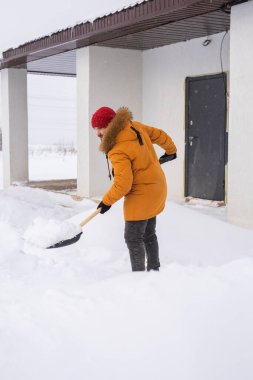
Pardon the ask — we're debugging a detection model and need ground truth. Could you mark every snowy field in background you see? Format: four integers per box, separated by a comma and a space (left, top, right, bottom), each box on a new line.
0, 148, 77, 187
0, 173, 253, 378
28, 145, 77, 180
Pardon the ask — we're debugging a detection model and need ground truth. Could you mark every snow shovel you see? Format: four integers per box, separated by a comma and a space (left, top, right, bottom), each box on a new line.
47, 208, 101, 249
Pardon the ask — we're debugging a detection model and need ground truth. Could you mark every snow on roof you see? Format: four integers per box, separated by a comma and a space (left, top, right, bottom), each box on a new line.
4, 1, 149, 52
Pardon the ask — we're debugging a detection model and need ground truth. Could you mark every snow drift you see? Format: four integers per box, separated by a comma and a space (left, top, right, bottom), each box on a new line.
0, 186, 253, 380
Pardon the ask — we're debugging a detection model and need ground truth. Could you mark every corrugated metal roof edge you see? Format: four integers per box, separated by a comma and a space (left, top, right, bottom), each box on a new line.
0, 0, 245, 69
2, 1, 148, 55
1, 0, 203, 61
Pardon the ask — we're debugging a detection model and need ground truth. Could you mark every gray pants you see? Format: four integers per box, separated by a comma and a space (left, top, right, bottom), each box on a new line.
124, 217, 160, 271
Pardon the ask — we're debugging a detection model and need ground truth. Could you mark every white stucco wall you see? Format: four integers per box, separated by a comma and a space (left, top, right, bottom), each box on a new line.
77, 46, 142, 197
228, 1, 253, 228
142, 32, 230, 202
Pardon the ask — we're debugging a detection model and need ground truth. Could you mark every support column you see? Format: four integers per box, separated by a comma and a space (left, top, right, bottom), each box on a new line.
228, 1, 253, 228
76, 46, 142, 198
1, 68, 28, 187
76, 47, 91, 197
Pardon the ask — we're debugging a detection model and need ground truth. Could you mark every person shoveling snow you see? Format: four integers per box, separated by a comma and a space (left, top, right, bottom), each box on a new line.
91, 106, 177, 272
23, 106, 177, 263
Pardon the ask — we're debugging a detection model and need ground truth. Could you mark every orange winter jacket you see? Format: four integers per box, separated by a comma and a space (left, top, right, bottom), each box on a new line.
100, 108, 177, 221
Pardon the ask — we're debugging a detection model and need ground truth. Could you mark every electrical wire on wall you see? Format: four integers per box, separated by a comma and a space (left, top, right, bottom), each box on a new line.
220, 30, 229, 99
219, 28, 229, 167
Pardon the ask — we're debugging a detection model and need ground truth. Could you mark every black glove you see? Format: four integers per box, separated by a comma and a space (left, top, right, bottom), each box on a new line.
97, 201, 111, 214
159, 152, 177, 165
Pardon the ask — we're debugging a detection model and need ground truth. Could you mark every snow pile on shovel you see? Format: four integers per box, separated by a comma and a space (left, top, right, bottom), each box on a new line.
23, 217, 82, 249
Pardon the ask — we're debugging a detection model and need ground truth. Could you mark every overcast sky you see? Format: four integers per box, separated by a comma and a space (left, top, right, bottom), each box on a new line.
0, 0, 140, 54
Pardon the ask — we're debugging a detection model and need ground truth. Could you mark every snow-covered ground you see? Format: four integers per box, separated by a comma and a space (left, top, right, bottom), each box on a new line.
0, 181, 253, 379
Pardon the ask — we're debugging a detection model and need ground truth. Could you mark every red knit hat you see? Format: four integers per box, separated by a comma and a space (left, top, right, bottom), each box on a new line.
91, 107, 116, 129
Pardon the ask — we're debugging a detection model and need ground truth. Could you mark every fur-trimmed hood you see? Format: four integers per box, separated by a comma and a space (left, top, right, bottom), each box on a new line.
99, 107, 133, 154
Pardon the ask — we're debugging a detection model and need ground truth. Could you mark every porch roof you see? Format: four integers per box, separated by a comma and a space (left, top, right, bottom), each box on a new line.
0, 0, 240, 76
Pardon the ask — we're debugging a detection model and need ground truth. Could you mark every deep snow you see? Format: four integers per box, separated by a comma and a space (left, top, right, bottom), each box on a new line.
0, 183, 253, 380
23, 216, 82, 249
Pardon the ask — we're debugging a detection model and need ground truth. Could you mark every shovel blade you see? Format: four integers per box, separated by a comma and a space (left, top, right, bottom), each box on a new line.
47, 231, 83, 249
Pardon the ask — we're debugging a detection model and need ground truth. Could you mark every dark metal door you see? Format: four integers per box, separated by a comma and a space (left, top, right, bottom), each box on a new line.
185, 74, 227, 201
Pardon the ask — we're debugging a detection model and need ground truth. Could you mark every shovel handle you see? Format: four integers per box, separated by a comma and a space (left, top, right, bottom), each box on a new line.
79, 208, 101, 228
